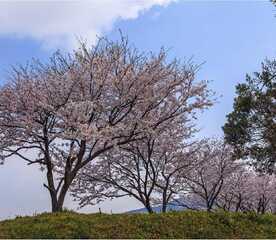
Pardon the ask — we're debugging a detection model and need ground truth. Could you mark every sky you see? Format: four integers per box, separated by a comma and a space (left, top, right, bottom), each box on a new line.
0, 0, 276, 220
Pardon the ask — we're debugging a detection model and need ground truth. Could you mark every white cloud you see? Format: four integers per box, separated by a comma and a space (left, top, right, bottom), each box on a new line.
0, 0, 177, 50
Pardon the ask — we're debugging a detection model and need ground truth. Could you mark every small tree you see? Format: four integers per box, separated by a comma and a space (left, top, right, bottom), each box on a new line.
0, 36, 213, 212
251, 174, 276, 214
152, 126, 201, 213
71, 116, 206, 213
217, 167, 276, 214
216, 167, 253, 212
182, 139, 238, 211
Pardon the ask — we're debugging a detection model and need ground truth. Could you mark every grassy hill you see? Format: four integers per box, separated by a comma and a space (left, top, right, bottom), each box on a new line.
1, 210, 276, 238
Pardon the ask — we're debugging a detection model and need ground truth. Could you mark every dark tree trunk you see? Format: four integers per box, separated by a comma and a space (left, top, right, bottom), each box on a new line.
147, 206, 154, 213
45, 164, 74, 212
206, 200, 213, 212
45, 162, 62, 212
145, 199, 154, 213
46, 182, 64, 212
162, 191, 168, 213
44, 138, 81, 212
50, 192, 60, 212
235, 194, 242, 212
47, 184, 71, 212
162, 203, 167, 213
52, 201, 63, 212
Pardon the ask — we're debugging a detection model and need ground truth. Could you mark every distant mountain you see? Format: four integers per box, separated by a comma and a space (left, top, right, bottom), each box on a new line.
127, 203, 185, 213
127, 200, 204, 213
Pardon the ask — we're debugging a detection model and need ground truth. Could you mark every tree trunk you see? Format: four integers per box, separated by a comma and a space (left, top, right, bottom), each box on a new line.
48, 186, 70, 212
162, 190, 168, 213
45, 143, 79, 212
50, 192, 60, 212
52, 202, 63, 212
146, 206, 154, 213
45, 167, 72, 212
45, 164, 62, 212
57, 183, 71, 212
162, 203, 167, 213
206, 199, 212, 212
47, 186, 63, 212
207, 201, 212, 212
144, 199, 154, 213
162, 193, 168, 213
235, 195, 242, 212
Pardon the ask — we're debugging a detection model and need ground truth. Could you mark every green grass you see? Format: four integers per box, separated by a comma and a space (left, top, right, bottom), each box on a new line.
1, 210, 276, 238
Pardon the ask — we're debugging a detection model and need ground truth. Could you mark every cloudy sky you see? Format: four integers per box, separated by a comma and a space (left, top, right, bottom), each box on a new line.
0, 0, 276, 220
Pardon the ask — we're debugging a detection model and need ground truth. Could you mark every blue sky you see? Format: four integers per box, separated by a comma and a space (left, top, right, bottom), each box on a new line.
111, 0, 276, 137
0, 0, 276, 219
1, 1, 275, 136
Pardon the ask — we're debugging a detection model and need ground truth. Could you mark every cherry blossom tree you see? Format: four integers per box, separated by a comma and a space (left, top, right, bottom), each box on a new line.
230, 172, 276, 213
181, 139, 239, 212
216, 166, 253, 212
216, 165, 276, 214
72, 137, 159, 213
0, 36, 213, 212
151, 126, 201, 213
71, 119, 203, 213
247, 174, 276, 213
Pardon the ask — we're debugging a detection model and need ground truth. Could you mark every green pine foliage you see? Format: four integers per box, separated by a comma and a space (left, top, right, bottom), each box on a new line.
223, 60, 276, 173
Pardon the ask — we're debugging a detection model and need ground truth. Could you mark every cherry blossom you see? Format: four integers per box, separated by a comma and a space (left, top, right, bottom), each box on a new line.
0, 36, 213, 212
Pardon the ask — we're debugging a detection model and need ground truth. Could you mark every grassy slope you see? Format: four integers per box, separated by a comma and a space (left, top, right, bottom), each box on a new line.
1, 211, 276, 238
